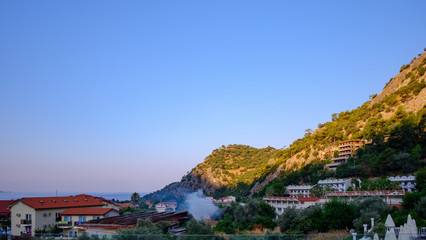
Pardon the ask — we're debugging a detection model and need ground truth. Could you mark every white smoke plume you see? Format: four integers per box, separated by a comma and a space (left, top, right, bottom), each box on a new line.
184, 189, 221, 220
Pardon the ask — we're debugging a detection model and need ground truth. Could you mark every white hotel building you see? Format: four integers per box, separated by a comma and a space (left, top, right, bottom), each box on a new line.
286, 185, 313, 197
388, 176, 416, 192
263, 197, 329, 215
317, 178, 352, 192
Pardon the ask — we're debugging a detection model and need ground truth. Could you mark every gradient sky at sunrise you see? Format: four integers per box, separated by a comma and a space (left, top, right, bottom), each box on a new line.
1, 0, 426, 193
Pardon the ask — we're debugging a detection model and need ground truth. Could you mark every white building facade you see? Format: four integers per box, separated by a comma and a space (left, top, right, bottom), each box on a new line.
317, 178, 352, 192
263, 197, 328, 215
286, 185, 313, 197
325, 190, 405, 206
389, 176, 416, 192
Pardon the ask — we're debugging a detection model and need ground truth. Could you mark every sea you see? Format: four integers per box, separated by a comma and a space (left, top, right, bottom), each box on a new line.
0, 192, 146, 201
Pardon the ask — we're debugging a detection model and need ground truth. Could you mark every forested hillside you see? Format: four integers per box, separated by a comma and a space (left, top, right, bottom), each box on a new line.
142, 50, 426, 202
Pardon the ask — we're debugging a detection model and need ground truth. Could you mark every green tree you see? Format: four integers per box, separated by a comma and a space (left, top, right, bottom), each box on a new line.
186, 219, 212, 234
130, 192, 141, 208
120, 207, 141, 215
402, 191, 424, 210
411, 144, 422, 160
333, 150, 340, 158
352, 197, 389, 231
322, 198, 356, 230
416, 167, 426, 191
415, 197, 426, 218
214, 214, 235, 234
290, 216, 313, 234
118, 218, 162, 234
303, 205, 325, 232
277, 207, 299, 232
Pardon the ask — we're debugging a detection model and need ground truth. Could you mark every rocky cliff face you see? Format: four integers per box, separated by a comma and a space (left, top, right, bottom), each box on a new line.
143, 50, 426, 202
370, 52, 426, 115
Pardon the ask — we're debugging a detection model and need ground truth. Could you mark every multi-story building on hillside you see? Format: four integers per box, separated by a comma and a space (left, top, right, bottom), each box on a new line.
263, 197, 329, 215
325, 190, 405, 207
9, 194, 119, 236
287, 185, 313, 197
389, 175, 416, 192
317, 178, 352, 192
326, 140, 365, 169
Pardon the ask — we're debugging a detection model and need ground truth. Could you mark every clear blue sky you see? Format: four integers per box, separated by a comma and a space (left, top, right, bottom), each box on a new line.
1, 0, 425, 193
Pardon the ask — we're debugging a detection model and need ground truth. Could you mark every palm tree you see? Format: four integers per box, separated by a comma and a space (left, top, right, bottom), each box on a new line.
131, 192, 140, 208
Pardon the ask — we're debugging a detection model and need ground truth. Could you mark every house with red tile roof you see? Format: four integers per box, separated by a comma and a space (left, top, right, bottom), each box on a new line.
9, 194, 119, 237
0, 200, 16, 220
155, 201, 177, 213
116, 203, 133, 209
207, 196, 236, 205
58, 208, 119, 237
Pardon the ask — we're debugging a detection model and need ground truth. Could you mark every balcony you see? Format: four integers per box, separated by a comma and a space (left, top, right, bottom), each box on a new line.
20, 219, 32, 225
56, 217, 62, 222
58, 221, 72, 229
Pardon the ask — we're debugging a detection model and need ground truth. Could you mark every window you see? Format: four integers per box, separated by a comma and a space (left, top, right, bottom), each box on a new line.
79, 216, 86, 222
64, 216, 71, 222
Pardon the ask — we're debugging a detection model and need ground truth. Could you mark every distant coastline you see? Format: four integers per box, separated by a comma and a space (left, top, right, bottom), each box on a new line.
0, 192, 146, 201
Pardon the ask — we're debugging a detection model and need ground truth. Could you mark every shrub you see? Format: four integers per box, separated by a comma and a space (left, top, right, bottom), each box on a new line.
186, 219, 212, 234
322, 198, 356, 230
415, 197, 426, 218
277, 207, 300, 232
400, 64, 410, 72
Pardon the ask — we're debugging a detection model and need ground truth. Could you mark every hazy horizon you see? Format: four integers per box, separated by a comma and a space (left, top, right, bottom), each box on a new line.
1, 0, 426, 193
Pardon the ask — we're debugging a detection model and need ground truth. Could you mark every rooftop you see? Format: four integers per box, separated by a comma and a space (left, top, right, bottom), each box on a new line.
11, 194, 110, 210
79, 211, 189, 228
326, 190, 405, 196
0, 200, 16, 216
263, 197, 327, 202
60, 208, 117, 216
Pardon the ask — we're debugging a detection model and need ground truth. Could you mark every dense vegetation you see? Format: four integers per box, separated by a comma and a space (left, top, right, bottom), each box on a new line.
335, 107, 425, 178
193, 145, 278, 187
213, 200, 276, 234
274, 194, 425, 234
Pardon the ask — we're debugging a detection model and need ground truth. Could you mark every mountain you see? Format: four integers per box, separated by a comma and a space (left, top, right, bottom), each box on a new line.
142, 50, 426, 202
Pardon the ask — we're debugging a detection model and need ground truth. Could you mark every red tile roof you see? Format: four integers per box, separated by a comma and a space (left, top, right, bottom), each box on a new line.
117, 203, 132, 208
297, 197, 323, 202
329, 190, 405, 195
14, 195, 107, 210
263, 197, 327, 202
61, 208, 117, 216
0, 200, 16, 216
